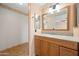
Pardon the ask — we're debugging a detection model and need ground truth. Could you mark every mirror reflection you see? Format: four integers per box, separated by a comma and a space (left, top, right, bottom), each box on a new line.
42, 6, 69, 31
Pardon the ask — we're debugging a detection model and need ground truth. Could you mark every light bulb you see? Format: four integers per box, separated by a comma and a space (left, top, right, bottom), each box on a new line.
48, 8, 54, 14
55, 4, 60, 12
35, 14, 38, 19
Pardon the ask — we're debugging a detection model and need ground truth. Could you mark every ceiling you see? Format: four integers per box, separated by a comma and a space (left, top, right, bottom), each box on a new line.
34, 3, 46, 6
31, 3, 46, 8
31, 3, 54, 10
1, 3, 51, 14
2, 3, 28, 14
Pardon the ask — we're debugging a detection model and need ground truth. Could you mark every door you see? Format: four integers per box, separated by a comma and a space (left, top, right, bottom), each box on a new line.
48, 42, 59, 56
35, 38, 41, 56
40, 40, 48, 56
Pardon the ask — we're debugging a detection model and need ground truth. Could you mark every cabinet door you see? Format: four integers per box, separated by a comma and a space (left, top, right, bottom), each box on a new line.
40, 40, 48, 56
35, 38, 41, 56
60, 47, 78, 56
48, 42, 59, 56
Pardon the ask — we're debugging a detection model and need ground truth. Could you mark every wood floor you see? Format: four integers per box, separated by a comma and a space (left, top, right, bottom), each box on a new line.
0, 43, 29, 56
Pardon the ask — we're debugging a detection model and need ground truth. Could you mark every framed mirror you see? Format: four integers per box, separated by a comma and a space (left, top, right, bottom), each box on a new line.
42, 6, 69, 31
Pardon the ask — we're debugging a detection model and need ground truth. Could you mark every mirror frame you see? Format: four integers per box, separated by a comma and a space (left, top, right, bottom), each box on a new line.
42, 6, 70, 31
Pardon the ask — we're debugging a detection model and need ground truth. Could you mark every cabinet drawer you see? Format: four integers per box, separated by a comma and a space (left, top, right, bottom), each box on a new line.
60, 47, 78, 56
48, 38, 78, 50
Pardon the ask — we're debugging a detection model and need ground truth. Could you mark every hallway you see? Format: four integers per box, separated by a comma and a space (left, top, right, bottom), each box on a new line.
0, 3, 29, 56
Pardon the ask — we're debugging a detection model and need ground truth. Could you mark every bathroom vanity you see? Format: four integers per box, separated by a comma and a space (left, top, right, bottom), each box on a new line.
34, 35, 79, 56
34, 4, 78, 56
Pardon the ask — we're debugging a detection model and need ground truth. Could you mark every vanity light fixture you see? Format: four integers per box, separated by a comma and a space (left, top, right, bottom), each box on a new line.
48, 3, 60, 14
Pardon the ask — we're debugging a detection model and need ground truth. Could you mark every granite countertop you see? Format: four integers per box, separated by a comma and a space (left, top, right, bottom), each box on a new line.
35, 33, 79, 42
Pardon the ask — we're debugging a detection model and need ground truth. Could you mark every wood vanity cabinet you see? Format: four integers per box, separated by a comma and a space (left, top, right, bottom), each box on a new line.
60, 47, 78, 56
48, 42, 59, 56
35, 37, 41, 56
35, 36, 48, 56
40, 40, 48, 56
34, 35, 79, 56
